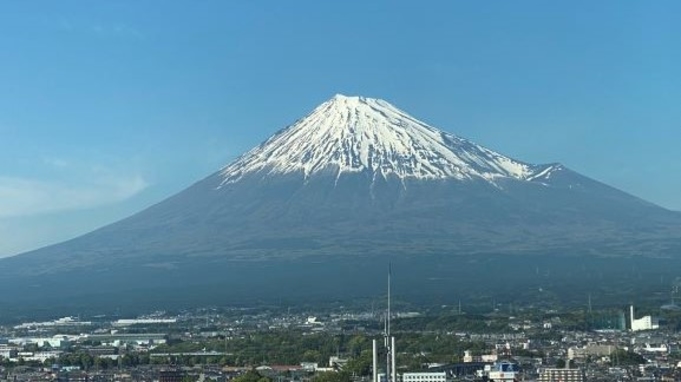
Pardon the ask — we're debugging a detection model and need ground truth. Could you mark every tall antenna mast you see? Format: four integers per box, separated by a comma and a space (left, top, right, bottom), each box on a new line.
388, 262, 391, 337
375, 263, 396, 382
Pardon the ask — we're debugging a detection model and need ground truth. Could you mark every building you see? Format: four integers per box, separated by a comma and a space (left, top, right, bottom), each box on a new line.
13, 317, 92, 330
112, 318, 176, 327
479, 361, 518, 382
329, 356, 348, 369
299, 362, 318, 372
85, 333, 167, 346
401, 371, 448, 382
568, 344, 615, 359
12, 350, 63, 363
462, 350, 497, 363
538, 368, 585, 382
8, 335, 72, 349
0, 346, 17, 359
630, 305, 660, 332
159, 370, 185, 382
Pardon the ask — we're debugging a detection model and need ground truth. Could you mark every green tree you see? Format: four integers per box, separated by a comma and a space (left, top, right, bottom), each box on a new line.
344, 351, 372, 376
313, 371, 351, 382
347, 335, 368, 357
302, 350, 323, 363
610, 349, 645, 366
233, 370, 271, 382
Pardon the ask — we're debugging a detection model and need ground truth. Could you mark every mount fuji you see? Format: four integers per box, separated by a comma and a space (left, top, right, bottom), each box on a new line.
2, 95, 681, 312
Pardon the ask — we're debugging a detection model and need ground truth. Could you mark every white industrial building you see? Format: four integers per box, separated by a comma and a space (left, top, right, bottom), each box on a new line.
11, 351, 63, 363
8, 335, 73, 349
13, 317, 91, 330
0, 346, 18, 359
84, 333, 167, 347
112, 318, 176, 327
630, 305, 660, 332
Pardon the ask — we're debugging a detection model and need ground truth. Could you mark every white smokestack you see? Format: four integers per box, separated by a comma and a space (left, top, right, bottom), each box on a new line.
391, 336, 397, 382
630, 305, 635, 331
373, 339, 378, 382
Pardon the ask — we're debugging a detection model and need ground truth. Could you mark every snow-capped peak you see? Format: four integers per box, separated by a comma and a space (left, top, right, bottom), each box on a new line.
220, 94, 553, 184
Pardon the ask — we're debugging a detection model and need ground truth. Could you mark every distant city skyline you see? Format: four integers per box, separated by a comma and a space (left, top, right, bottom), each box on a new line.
1, 1, 680, 256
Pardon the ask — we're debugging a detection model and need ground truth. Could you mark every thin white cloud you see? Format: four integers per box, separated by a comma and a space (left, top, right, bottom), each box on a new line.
42, 156, 70, 168
55, 18, 145, 40
0, 174, 148, 218
0, 219, 67, 257
91, 22, 145, 40
58, 18, 74, 31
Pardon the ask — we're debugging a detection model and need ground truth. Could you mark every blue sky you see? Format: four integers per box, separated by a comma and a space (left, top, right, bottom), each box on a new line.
1, 1, 680, 256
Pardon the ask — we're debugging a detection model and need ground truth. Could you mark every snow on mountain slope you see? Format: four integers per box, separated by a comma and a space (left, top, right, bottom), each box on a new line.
220, 94, 559, 185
